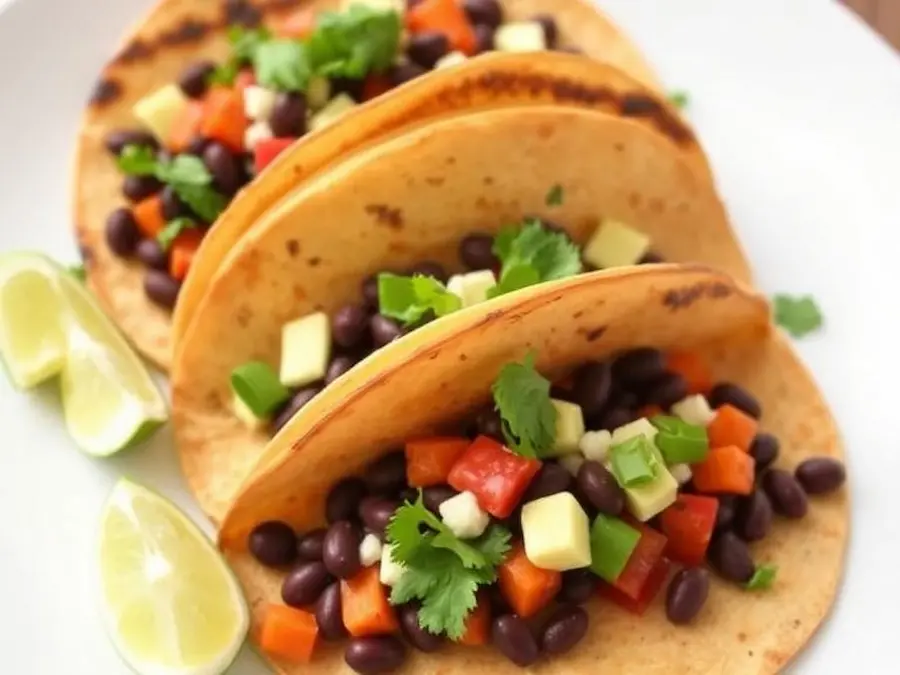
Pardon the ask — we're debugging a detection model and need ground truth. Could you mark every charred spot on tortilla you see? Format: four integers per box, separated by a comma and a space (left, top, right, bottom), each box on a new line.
459, 353, 468, 362
664, 282, 734, 310
89, 78, 122, 107
364, 204, 403, 229
160, 19, 210, 46
573, 310, 584, 319
425, 176, 445, 187
307, 257, 321, 267
580, 325, 607, 342
285, 239, 300, 258
620, 94, 692, 145
236, 305, 253, 328
224, 0, 263, 27
115, 39, 154, 64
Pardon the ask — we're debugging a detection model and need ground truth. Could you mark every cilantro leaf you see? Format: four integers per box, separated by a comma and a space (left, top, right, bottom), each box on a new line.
253, 40, 311, 92
473, 525, 512, 568
377, 273, 462, 327
175, 183, 228, 222
157, 218, 196, 251
545, 183, 564, 206
773, 294, 823, 338
488, 219, 582, 298
387, 495, 487, 569
669, 90, 690, 109
491, 352, 556, 458
67, 264, 86, 282
156, 155, 211, 186
117, 144, 159, 176
230, 25, 272, 63
746, 564, 778, 591
306, 5, 401, 79
208, 61, 241, 87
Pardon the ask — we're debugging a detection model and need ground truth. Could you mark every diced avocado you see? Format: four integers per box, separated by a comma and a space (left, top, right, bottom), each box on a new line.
306, 76, 332, 111
435, 51, 468, 69
279, 312, 331, 387
309, 93, 358, 132
583, 220, 651, 269
546, 399, 585, 456
611, 417, 657, 446
521, 492, 591, 571
132, 84, 189, 144
589, 514, 640, 582
621, 444, 678, 521
495, 21, 547, 52
232, 391, 268, 431
446, 270, 496, 308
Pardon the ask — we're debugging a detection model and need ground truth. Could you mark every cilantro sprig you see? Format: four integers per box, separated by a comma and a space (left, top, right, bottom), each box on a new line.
157, 217, 197, 250
669, 90, 690, 109
386, 494, 510, 640
117, 145, 226, 222
773, 294, 823, 338
488, 219, 582, 298
377, 273, 462, 327
209, 26, 272, 85
490, 352, 557, 458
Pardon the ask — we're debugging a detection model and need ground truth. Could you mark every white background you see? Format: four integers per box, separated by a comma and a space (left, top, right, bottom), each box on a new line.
1, 0, 899, 672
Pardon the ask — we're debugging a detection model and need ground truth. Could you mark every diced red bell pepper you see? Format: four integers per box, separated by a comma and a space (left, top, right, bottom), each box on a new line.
665, 351, 713, 395
457, 592, 491, 646
406, 0, 477, 55
168, 228, 204, 281
405, 436, 470, 488
254, 137, 295, 173
363, 74, 394, 101
659, 494, 718, 566
600, 557, 671, 615
447, 435, 541, 518
611, 521, 668, 600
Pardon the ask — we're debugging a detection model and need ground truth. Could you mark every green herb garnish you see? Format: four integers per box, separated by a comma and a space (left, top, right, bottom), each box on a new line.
230, 361, 291, 418
669, 90, 690, 109
773, 294, 823, 338
609, 436, 656, 487
746, 564, 778, 591
589, 514, 641, 582
377, 273, 462, 326
491, 352, 556, 458
545, 183, 564, 206
306, 5, 402, 79
387, 494, 511, 639
67, 264, 86, 282
156, 218, 196, 251
651, 415, 709, 464
488, 219, 582, 298
254, 40, 312, 92
209, 25, 274, 85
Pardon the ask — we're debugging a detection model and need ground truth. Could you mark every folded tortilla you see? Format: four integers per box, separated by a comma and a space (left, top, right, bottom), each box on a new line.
171, 103, 749, 521
218, 264, 847, 675
71, 0, 665, 370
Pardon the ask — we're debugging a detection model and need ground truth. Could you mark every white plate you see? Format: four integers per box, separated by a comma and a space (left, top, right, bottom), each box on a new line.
0, 0, 897, 672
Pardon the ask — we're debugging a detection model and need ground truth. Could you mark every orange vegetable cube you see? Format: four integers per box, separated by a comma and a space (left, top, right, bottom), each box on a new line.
167, 100, 205, 153
405, 437, 471, 488
169, 228, 204, 281
458, 594, 491, 646
132, 196, 166, 238
708, 404, 758, 452
498, 544, 561, 618
407, 0, 477, 55
200, 87, 247, 153
341, 566, 399, 637
259, 604, 319, 663
692, 445, 755, 495
665, 351, 713, 395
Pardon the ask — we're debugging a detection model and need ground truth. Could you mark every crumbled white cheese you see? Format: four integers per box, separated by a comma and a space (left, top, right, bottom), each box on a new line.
359, 533, 383, 568
671, 394, 716, 427
379, 544, 406, 587
439, 491, 489, 540
669, 463, 693, 486
579, 430, 612, 463
244, 120, 273, 152
243, 85, 277, 121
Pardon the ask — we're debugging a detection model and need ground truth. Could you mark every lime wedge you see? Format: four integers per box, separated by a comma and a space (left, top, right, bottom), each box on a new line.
0, 252, 167, 455
99, 479, 249, 675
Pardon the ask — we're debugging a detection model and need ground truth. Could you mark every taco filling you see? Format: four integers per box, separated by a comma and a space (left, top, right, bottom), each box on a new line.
100, 0, 583, 311
229, 217, 664, 435
243, 349, 845, 671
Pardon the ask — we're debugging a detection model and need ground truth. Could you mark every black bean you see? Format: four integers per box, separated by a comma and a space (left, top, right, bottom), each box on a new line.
105, 208, 140, 256
370, 315, 403, 347
487, 584, 510, 614
323, 520, 362, 579
186, 136, 209, 157
462, 0, 502, 28
105, 129, 158, 156
406, 32, 449, 69
329, 77, 364, 103
281, 561, 331, 607
406, 260, 448, 283
459, 232, 498, 270
422, 485, 458, 513
709, 382, 761, 419
326, 355, 357, 385
297, 528, 327, 561
540, 605, 588, 655
571, 362, 612, 417
333, 305, 370, 349
559, 569, 598, 604
795, 457, 846, 494
735, 489, 773, 542
523, 462, 572, 503
270, 92, 308, 137
248, 521, 297, 567
178, 60, 215, 98
707, 532, 754, 583
366, 451, 407, 495
715, 495, 736, 532
158, 185, 187, 220
532, 14, 558, 48
398, 487, 419, 505
474, 408, 503, 441
143, 270, 181, 309
122, 174, 162, 202
643, 373, 689, 409
639, 250, 665, 264
399, 605, 443, 652
135, 238, 169, 270
474, 24, 495, 53
202, 142, 244, 196
763, 469, 809, 518
596, 406, 636, 432
361, 274, 381, 309
316, 582, 348, 641
388, 61, 427, 87
666, 568, 709, 624
611, 348, 665, 388
492, 614, 539, 667
359, 496, 399, 536
750, 433, 779, 471
270, 386, 322, 433
344, 636, 406, 674
326, 478, 368, 524
608, 387, 639, 410
577, 461, 625, 515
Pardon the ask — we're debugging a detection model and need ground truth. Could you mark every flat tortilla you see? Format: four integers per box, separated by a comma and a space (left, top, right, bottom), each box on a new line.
72, 0, 666, 370
171, 106, 749, 521
219, 265, 847, 675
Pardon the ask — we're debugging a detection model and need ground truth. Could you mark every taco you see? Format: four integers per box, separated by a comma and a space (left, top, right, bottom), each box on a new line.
171, 103, 749, 520
72, 0, 665, 370
217, 265, 847, 675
